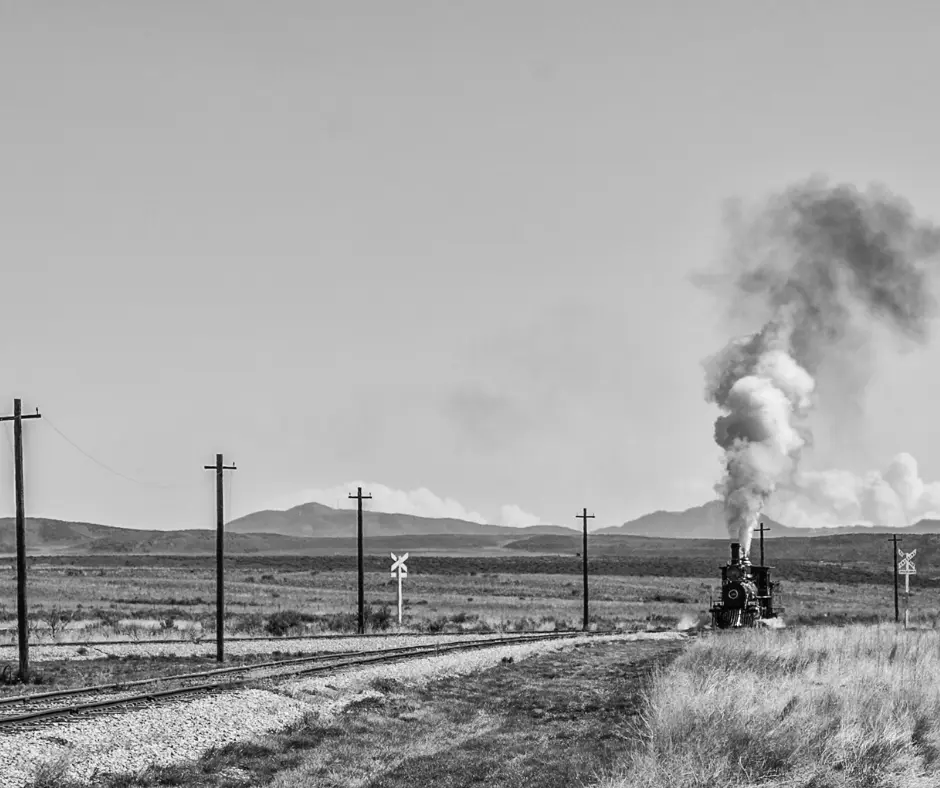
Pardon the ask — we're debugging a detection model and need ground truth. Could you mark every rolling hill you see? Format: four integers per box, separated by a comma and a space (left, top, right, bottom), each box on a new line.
3, 498, 940, 558
604, 500, 940, 539
225, 501, 578, 539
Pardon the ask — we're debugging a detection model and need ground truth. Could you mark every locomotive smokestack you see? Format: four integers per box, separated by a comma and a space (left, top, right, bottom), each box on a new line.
730, 542, 741, 564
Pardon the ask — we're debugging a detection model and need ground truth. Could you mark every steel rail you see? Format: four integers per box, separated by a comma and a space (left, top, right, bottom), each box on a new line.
0, 632, 581, 729
0, 632, 567, 707
0, 628, 601, 650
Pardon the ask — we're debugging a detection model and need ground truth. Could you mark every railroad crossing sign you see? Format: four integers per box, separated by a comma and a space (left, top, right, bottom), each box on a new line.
391, 552, 408, 578
390, 553, 409, 624
898, 548, 917, 595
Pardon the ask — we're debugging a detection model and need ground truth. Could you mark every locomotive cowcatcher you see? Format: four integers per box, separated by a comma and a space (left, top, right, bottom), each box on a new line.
709, 542, 782, 628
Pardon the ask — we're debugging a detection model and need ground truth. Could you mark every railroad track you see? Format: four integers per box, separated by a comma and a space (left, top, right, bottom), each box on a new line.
0, 629, 596, 650
0, 631, 580, 733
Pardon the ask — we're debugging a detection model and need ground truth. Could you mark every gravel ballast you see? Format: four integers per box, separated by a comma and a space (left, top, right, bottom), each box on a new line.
0, 631, 685, 788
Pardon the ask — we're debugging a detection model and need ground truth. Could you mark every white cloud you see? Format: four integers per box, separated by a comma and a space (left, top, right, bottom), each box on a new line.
269, 482, 544, 527
499, 504, 541, 528
272, 481, 487, 523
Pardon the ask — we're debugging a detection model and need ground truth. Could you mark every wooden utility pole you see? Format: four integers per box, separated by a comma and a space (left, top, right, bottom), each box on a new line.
349, 487, 372, 634
889, 534, 901, 623
0, 399, 41, 683
577, 508, 594, 632
756, 520, 771, 566
204, 453, 236, 662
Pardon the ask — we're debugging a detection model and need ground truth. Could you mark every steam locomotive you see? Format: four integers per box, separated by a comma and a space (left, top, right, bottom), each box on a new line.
709, 542, 781, 628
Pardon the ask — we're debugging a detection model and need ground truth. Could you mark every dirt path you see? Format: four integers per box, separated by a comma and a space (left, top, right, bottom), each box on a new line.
361, 639, 684, 788
25, 636, 685, 788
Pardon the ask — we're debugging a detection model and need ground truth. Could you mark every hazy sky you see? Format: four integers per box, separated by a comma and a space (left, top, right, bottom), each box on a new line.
3, 2, 940, 531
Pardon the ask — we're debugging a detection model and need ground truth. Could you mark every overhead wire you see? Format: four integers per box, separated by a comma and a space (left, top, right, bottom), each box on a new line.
42, 415, 201, 490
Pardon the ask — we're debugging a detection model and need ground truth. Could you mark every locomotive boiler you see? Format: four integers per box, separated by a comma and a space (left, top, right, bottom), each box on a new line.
709, 542, 781, 629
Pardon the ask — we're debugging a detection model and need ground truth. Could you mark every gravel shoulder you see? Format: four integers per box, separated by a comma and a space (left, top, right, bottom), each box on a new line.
0, 631, 685, 788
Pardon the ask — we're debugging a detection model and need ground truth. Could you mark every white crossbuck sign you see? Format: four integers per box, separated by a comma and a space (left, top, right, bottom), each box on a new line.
898, 548, 917, 595
391, 552, 409, 624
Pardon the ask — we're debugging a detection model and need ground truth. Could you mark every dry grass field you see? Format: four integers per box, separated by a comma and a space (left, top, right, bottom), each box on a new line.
600, 624, 940, 788
1, 557, 940, 649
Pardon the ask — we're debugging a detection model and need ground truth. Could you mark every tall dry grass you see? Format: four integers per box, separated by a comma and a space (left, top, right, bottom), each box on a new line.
601, 625, 940, 788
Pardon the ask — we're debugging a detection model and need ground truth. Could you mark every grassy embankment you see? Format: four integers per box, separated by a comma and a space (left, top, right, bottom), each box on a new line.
601, 624, 940, 787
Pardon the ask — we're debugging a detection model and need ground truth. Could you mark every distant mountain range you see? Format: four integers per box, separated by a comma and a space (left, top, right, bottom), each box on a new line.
1, 499, 939, 556
603, 500, 940, 540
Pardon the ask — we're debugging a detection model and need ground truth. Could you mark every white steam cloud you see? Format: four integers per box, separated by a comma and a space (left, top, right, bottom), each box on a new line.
271, 482, 542, 527
707, 319, 816, 557
771, 452, 940, 528
702, 179, 940, 558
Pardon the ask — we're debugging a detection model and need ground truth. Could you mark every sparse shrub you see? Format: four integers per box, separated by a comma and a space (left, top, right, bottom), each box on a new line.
321, 612, 358, 633
234, 612, 266, 634
264, 610, 304, 637
24, 753, 70, 787
426, 616, 450, 634
44, 605, 74, 638
642, 593, 690, 604
372, 677, 402, 694
368, 604, 392, 632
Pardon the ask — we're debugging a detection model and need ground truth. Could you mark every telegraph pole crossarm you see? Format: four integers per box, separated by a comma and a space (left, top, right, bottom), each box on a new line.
204, 454, 237, 662
576, 508, 595, 632
0, 399, 42, 684
350, 487, 372, 635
